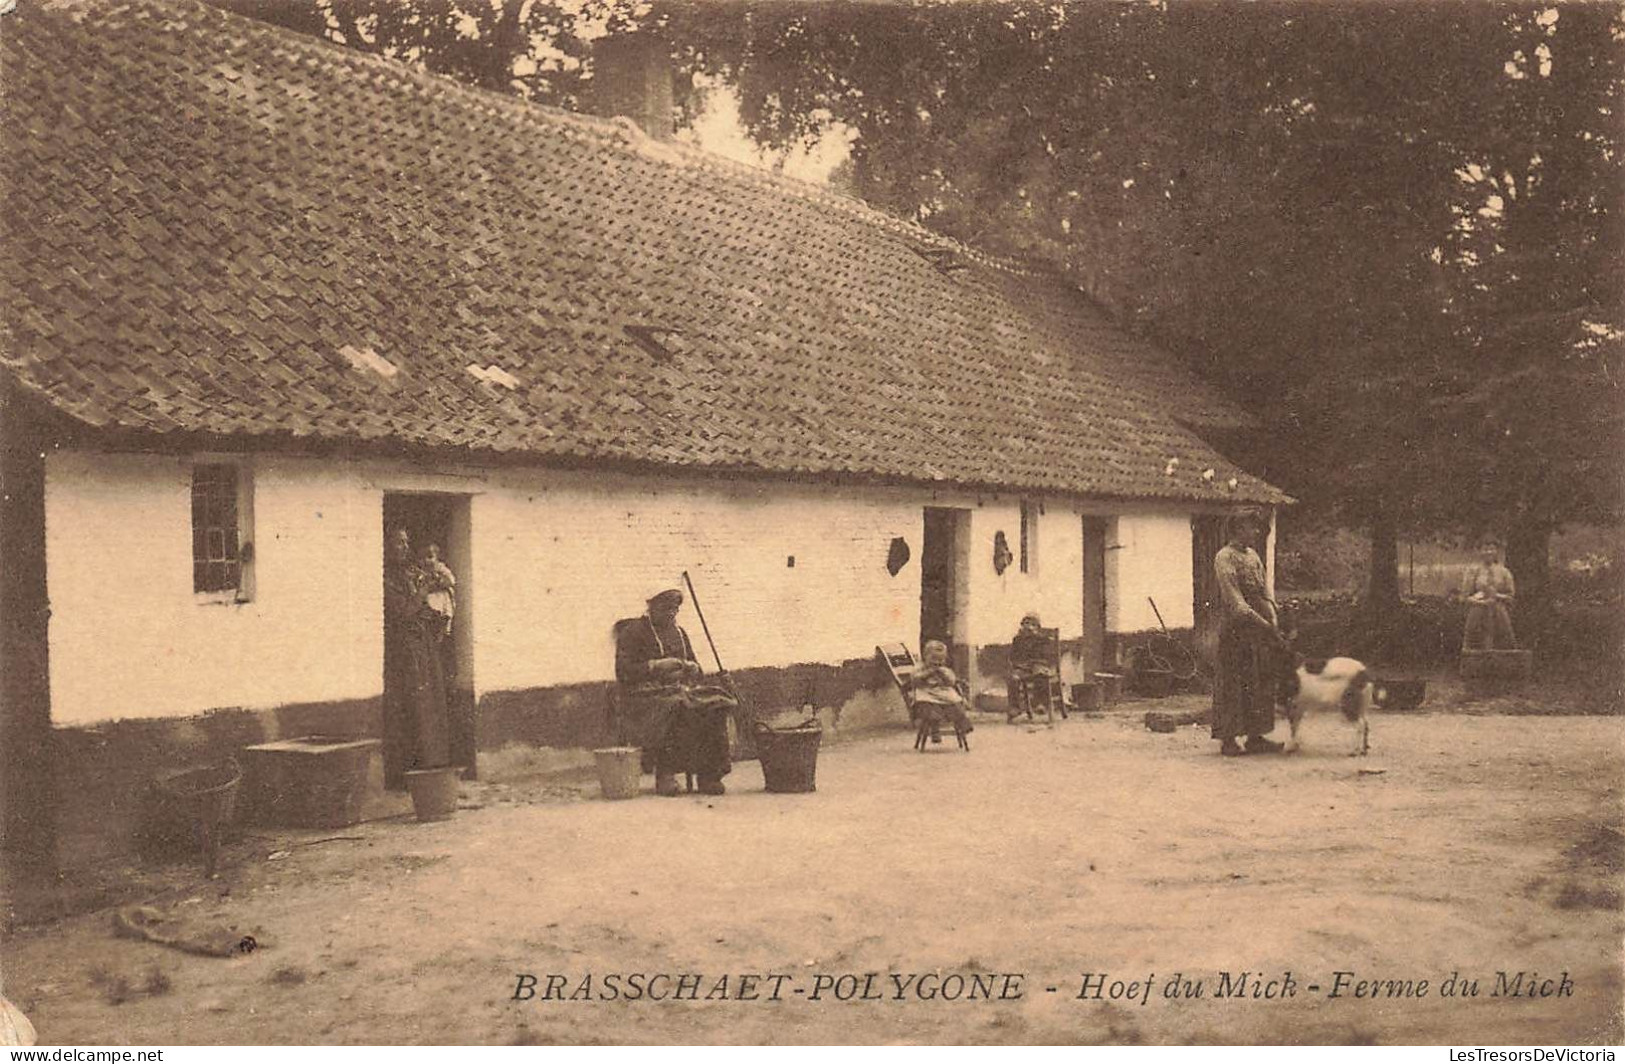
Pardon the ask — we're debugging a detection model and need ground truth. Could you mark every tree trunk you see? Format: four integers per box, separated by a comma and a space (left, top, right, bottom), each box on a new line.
1505, 520, 1551, 657
1366, 507, 1402, 613
1358, 505, 1402, 662
483, 0, 527, 93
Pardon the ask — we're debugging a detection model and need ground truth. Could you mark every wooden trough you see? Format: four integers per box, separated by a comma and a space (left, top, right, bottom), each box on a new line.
1460, 648, 1533, 699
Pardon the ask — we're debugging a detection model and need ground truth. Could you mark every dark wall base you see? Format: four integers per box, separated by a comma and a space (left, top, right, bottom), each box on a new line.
975, 637, 1088, 684
50, 697, 381, 871
1104, 627, 1199, 670
37, 655, 911, 876
476, 654, 903, 759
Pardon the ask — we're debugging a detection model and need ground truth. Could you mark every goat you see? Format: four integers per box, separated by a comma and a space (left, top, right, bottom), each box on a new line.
1276, 655, 1377, 756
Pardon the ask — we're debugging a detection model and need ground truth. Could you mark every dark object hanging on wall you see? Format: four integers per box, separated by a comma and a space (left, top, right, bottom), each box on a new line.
886, 536, 911, 576
993, 531, 1013, 575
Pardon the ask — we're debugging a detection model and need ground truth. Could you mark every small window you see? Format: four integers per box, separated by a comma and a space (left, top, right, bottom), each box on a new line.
192, 462, 254, 601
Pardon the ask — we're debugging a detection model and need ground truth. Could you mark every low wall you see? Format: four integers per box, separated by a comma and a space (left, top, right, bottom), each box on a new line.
40, 655, 913, 873
50, 696, 383, 871
477, 653, 908, 759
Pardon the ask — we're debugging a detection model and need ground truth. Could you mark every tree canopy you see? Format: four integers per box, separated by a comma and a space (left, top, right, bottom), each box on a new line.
211, 0, 1625, 609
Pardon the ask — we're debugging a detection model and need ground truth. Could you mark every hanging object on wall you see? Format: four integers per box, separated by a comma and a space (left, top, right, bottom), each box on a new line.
993, 531, 1014, 575
886, 536, 911, 577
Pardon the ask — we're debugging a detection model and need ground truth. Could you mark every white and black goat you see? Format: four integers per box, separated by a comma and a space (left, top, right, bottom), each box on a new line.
1275, 655, 1381, 757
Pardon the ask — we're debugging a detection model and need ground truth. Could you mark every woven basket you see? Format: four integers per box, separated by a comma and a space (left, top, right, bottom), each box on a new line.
139, 758, 242, 874
754, 720, 822, 794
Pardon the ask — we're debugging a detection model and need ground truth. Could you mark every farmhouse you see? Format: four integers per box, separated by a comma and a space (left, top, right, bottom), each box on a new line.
0, 0, 1288, 883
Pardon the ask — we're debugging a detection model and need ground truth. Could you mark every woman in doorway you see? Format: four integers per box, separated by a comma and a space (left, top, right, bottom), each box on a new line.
384, 527, 452, 785
1211, 509, 1284, 757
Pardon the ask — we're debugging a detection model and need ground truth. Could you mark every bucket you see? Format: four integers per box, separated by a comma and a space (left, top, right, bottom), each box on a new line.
593, 747, 642, 800
1071, 682, 1102, 712
754, 721, 822, 794
1092, 672, 1123, 703
139, 758, 242, 876
404, 766, 461, 821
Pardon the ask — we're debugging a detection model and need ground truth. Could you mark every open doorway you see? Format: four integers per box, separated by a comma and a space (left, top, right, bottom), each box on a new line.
382, 493, 475, 788
920, 507, 970, 671
1081, 516, 1111, 674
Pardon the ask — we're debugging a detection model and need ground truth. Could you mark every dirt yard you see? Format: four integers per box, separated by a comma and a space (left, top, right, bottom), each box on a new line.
5, 700, 1622, 1046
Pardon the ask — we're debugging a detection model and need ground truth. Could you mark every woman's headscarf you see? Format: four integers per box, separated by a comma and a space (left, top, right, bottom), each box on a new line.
1222, 508, 1268, 545
646, 588, 684, 611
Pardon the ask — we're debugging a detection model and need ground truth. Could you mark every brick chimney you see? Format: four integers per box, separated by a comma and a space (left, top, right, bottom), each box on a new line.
590, 32, 674, 141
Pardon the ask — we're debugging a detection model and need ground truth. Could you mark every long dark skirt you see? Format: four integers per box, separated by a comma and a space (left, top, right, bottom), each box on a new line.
1212, 621, 1276, 741
384, 622, 452, 785
623, 684, 735, 779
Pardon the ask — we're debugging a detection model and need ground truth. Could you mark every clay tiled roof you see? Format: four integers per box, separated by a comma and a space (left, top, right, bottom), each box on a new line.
0, 0, 1287, 505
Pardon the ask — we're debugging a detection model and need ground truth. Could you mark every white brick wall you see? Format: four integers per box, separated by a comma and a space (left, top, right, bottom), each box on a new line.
45, 451, 380, 725
1109, 512, 1196, 632
468, 471, 927, 690
962, 500, 1085, 645
44, 449, 1204, 726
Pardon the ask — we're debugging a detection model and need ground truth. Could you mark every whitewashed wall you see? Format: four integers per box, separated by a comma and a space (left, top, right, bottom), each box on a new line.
467, 471, 926, 691
44, 448, 1204, 727
962, 500, 1085, 646
1108, 511, 1195, 632
45, 451, 379, 725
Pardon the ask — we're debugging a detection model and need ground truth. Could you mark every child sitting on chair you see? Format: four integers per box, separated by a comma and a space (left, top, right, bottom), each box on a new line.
911, 640, 975, 735
1008, 612, 1058, 720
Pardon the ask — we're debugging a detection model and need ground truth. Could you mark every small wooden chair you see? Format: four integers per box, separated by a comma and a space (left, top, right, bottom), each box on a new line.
1008, 626, 1069, 726
876, 643, 970, 752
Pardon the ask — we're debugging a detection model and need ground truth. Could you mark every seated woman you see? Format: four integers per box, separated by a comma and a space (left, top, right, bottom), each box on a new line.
615, 588, 737, 797
910, 640, 975, 736
1007, 612, 1058, 721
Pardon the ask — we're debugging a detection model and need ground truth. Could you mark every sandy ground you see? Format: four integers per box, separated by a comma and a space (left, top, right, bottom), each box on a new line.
5, 700, 1622, 1046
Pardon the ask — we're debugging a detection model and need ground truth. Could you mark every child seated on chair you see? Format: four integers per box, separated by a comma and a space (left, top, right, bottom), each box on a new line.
1007, 612, 1058, 720
911, 640, 974, 735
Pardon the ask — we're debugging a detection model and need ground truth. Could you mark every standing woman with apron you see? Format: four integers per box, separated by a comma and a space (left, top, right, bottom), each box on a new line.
1211, 509, 1285, 757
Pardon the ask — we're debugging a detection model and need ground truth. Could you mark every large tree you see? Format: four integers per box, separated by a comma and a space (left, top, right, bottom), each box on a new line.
1429, 3, 1625, 633
211, 0, 1625, 631
680, 1, 1623, 627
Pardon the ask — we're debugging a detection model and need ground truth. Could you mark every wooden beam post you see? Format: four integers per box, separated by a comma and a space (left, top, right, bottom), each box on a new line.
1264, 506, 1278, 605
0, 384, 57, 921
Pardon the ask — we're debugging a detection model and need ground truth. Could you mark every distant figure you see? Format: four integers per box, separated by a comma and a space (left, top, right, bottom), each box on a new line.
1211, 509, 1284, 757
419, 542, 457, 638
1007, 612, 1058, 721
911, 639, 975, 737
1461, 539, 1517, 650
614, 588, 736, 797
